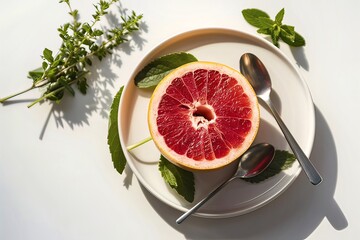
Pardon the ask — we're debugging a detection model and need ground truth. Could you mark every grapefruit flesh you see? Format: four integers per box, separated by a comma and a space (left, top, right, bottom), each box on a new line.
148, 61, 259, 170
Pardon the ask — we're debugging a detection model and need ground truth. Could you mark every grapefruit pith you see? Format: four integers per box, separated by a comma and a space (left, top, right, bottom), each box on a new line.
148, 61, 260, 170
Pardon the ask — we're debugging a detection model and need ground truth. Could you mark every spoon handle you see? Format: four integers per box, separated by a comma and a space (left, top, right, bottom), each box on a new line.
265, 99, 322, 185
176, 176, 236, 224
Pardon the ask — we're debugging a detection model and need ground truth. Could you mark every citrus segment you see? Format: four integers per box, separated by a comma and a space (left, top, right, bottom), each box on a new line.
148, 61, 260, 170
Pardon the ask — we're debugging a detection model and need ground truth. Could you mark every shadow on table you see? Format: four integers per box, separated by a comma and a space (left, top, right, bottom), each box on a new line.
141, 105, 347, 240
290, 46, 309, 71
261, 36, 309, 71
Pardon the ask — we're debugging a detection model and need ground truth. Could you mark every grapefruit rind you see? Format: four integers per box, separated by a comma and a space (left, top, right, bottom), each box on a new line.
148, 61, 260, 171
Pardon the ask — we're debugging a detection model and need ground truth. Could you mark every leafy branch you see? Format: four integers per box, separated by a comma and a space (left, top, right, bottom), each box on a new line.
0, 0, 142, 107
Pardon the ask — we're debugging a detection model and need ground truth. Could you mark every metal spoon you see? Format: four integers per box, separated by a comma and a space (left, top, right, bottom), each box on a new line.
176, 143, 275, 224
240, 53, 322, 185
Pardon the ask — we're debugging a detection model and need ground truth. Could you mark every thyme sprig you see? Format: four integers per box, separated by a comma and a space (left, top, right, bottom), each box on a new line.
0, 0, 142, 107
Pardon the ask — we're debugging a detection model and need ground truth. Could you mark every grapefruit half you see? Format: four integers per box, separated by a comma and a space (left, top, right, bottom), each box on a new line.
148, 61, 260, 170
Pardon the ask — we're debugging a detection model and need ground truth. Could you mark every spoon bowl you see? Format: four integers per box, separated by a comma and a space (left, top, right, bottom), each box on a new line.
176, 143, 275, 224
240, 53, 322, 185
239, 53, 272, 98
238, 143, 275, 178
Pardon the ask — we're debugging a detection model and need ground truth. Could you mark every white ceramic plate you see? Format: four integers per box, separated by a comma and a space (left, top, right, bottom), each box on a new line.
118, 28, 315, 218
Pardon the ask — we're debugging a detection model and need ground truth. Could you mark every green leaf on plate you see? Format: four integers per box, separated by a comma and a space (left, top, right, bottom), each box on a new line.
134, 52, 198, 88
244, 150, 296, 183
159, 155, 195, 203
107, 86, 127, 174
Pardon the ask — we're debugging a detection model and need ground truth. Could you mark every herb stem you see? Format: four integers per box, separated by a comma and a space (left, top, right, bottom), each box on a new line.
27, 86, 65, 108
27, 70, 88, 108
0, 86, 35, 103
126, 136, 153, 151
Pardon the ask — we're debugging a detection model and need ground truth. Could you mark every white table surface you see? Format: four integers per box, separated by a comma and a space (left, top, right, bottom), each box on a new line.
1, 0, 359, 239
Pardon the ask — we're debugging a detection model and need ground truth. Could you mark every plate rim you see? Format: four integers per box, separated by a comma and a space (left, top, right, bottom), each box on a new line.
118, 27, 315, 218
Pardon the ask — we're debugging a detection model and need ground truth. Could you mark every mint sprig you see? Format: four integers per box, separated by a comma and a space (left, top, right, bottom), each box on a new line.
242, 8, 305, 47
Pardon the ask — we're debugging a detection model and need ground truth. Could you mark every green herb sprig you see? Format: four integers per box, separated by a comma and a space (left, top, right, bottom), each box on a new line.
242, 8, 305, 47
0, 0, 142, 107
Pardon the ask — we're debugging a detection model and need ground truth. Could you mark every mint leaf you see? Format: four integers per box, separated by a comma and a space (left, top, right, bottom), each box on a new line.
275, 8, 285, 24
242, 9, 270, 28
281, 29, 306, 47
280, 25, 296, 42
258, 17, 275, 28
107, 86, 127, 174
159, 155, 195, 202
134, 52, 198, 88
244, 150, 296, 183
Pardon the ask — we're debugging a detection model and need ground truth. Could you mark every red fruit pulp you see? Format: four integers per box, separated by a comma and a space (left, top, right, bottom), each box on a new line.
156, 68, 253, 161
